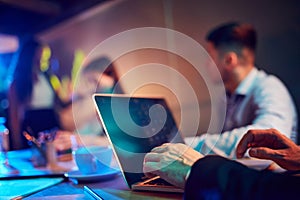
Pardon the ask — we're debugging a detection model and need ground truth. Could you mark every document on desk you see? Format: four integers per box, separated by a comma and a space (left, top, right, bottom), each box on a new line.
235, 158, 273, 170
0, 177, 63, 199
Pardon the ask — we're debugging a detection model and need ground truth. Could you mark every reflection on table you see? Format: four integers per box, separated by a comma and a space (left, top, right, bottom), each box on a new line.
0, 136, 183, 200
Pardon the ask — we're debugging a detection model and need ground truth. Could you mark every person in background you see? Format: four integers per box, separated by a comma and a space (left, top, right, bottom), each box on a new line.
8, 38, 62, 150
143, 129, 300, 199
59, 56, 123, 135
195, 22, 297, 157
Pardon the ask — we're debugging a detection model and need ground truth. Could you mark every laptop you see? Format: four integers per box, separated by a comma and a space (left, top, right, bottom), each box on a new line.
93, 94, 184, 193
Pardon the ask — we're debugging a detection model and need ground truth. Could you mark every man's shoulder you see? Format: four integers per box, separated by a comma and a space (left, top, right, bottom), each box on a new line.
254, 69, 287, 90
249, 69, 292, 100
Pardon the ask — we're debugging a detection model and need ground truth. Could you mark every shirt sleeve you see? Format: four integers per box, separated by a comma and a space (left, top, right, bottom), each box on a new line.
184, 155, 300, 200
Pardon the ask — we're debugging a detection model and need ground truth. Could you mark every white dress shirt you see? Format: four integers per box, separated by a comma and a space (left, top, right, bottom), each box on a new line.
194, 68, 298, 157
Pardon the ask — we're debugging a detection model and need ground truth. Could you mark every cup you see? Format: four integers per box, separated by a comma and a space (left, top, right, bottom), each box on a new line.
73, 146, 112, 174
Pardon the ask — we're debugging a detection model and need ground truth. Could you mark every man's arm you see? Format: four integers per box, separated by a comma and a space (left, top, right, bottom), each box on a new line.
143, 143, 202, 188
185, 155, 300, 200
196, 76, 297, 157
143, 143, 300, 199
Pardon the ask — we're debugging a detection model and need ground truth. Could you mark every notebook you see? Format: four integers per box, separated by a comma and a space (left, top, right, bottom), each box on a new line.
0, 177, 63, 199
93, 94, 184, 193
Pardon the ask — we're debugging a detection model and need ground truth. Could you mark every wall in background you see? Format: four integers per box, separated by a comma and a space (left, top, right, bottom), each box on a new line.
39, 0, 300, 137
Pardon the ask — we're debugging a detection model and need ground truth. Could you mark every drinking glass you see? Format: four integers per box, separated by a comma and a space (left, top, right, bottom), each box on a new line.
0, 117, 18, 175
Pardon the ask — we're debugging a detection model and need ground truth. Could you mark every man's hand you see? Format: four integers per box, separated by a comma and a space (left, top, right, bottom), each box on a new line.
236, 129, 300, 171
143, 143, 203, 188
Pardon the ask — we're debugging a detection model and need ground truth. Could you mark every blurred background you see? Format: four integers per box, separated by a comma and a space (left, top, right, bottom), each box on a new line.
0, 0, 299, 139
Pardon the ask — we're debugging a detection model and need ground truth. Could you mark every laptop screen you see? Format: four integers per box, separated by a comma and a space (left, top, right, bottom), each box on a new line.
93, 95, 184, 187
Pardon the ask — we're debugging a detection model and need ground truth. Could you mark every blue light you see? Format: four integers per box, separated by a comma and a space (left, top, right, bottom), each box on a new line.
0, 53, 13, 92
50, 58, 60, 72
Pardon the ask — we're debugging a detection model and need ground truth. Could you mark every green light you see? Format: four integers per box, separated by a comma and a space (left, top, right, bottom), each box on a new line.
40, 45, 51, 72
72, 49, 85, 86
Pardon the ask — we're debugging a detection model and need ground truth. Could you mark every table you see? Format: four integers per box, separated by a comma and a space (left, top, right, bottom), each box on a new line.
1, 147, 183, 200
25, 175, 183, 199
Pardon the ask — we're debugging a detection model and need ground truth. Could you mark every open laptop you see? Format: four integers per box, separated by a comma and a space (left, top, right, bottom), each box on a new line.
93, 94, 184, 193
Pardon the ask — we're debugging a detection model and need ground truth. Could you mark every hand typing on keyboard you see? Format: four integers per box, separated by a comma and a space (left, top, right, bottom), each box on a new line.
143, 143, 203, 188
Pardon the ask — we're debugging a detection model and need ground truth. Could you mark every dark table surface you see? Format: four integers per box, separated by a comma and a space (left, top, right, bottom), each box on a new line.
25, 174, 183, 199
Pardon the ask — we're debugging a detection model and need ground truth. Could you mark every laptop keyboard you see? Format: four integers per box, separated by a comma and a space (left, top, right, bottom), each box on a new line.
143, 177, 174, 186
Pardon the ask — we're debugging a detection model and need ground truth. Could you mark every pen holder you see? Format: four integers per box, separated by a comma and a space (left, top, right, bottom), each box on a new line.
31, 141, 58, 168
30, 142, 47, 167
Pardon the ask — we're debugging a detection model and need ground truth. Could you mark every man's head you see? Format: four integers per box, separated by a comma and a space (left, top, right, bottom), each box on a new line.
81, 56, 123, 94
206, 22, 257, 92
81, 56, 115, 94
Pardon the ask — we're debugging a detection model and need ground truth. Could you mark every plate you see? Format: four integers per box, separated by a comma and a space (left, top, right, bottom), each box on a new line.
65, 168, 120, 182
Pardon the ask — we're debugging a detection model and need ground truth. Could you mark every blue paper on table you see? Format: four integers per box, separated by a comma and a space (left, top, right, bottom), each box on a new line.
0, 177, 63, 199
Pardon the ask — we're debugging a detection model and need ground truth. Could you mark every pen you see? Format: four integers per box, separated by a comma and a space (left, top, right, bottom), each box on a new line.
84, 185, 104, 200
23, 131, 41, 147
23, 131, 47, 159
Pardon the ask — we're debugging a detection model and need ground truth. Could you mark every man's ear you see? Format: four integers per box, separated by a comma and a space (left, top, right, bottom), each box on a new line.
224, 52, 238, 70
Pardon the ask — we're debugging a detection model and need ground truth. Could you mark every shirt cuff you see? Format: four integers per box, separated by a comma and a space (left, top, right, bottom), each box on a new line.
185, 168, 191, 181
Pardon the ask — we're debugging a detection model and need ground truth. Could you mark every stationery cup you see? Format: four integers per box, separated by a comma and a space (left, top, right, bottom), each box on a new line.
73, 146, 112, 174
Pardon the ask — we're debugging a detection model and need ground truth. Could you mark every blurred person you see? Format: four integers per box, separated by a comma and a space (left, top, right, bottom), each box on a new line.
8, 38, 62, 149
59, 56, 123, 135
195, 22, 297, 157
144, 129, 300, 199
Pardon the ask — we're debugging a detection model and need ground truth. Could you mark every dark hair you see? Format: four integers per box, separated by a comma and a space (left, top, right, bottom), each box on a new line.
12, 38, 41, 103
83, 56, 123, 93
84, 56, 120, 82
206, 22, 257, 52
83, 56, 113, 75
